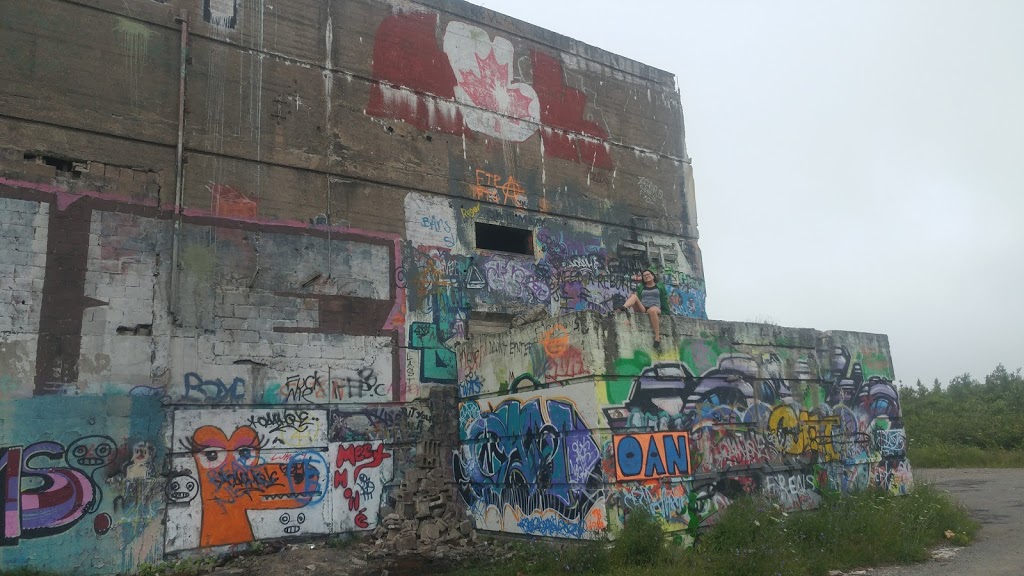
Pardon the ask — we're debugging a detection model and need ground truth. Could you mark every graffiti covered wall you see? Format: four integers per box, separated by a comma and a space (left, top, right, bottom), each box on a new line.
0, 0, 907, 569
0, 0, 705, 571
455, 313, 912, 540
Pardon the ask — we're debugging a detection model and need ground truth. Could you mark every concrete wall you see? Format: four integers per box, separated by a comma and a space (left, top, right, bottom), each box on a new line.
0, 0, 705, 572
455, 312, 911, 540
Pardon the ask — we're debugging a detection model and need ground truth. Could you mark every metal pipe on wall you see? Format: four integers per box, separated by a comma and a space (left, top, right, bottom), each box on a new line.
169, 10, 190, 319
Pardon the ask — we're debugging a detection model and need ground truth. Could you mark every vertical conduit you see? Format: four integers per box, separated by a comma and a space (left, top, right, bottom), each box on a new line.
169, 10, 190, 319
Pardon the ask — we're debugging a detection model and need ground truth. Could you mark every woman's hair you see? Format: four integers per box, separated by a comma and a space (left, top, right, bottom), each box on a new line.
641, 268, 656, 279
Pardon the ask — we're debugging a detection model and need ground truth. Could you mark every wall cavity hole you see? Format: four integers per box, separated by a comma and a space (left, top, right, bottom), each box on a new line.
116, 324, 153, 336
24, 153, 83, 178
475, 222, 534, 255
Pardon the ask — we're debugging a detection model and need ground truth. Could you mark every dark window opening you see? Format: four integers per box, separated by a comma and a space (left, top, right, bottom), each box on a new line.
475, 222, 533, 255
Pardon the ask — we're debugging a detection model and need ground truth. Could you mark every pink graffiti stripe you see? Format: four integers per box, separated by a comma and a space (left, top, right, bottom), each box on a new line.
4, 511, 18, 539
21, 469, 93, 532
0, 176, 160, 211
2, 447, 23, 539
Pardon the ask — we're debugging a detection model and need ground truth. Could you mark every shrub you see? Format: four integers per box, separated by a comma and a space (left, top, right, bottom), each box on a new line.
610, 507, 666, 567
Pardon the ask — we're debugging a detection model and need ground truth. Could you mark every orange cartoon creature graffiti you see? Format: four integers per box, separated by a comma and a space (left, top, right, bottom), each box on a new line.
189, 425, 322, 547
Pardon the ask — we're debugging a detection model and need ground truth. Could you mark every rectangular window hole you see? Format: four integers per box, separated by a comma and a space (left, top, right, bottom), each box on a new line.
475, 222, 533, 255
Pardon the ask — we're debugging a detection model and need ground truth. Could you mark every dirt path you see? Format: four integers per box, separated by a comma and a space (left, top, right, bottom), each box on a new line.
871, 468, 1024, 576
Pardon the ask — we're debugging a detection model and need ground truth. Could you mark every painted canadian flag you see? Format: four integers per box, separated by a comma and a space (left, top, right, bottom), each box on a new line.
366, 13, 612, 168
442, 22, 541, 142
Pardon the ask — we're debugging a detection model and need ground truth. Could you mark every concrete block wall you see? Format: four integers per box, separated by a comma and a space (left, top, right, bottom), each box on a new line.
454, 312, 911, 539
0, 0, 708, 572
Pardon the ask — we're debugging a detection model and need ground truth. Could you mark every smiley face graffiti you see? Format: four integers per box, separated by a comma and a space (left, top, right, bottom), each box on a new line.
166, 471, 200, 504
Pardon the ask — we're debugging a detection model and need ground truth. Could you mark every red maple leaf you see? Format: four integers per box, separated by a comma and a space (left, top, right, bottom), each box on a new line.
456, 51, 535, 120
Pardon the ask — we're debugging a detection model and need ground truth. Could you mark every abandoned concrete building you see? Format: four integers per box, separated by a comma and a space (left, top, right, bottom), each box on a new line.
0, 0, 910, 572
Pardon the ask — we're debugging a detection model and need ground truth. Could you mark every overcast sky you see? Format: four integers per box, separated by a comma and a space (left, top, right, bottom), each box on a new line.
472, 0, 1024, 386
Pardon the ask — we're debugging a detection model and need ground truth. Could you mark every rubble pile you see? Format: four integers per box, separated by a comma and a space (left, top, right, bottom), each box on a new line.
371, 387, 476, 557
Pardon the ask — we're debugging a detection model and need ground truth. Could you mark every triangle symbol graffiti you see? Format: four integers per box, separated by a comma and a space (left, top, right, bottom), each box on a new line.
466, 265, 485, 290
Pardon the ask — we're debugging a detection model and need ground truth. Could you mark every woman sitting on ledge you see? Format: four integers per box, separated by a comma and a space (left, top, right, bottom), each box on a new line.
619, 269, 669, 349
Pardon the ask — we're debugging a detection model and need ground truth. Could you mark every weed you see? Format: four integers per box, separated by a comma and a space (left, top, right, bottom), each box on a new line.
610, 507, 664, 568
557, 540, 611, 574
326, 534, 357, 549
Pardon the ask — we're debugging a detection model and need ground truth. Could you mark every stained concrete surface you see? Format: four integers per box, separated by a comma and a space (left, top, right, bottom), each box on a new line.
872, 468, 1024, 576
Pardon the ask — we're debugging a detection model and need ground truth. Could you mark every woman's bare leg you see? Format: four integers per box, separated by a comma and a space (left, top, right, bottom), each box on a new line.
622, 294, 646, 313
648, 307, 661, 342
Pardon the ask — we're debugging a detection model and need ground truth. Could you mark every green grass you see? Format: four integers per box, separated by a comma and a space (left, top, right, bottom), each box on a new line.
909, 444, 1024, 468
445, 482, 978, 576
695, 483, 977, 576
0, 558, 219, 576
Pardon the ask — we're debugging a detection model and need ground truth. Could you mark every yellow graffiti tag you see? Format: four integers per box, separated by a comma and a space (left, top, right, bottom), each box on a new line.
767, 405, 840, 462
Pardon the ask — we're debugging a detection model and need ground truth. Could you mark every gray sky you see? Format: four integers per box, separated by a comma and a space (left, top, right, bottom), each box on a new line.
472, 0, 1024, 386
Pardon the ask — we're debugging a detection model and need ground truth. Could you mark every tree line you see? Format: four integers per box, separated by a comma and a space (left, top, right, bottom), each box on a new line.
899, 365, 1024, 451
